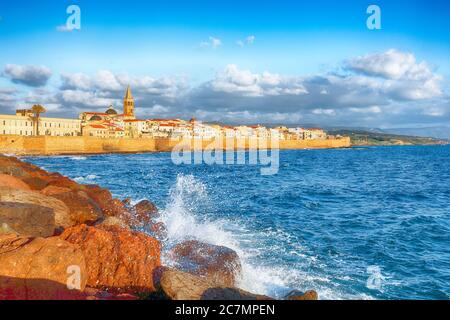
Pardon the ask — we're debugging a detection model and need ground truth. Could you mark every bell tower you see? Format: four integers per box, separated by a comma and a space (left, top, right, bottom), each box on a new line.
123, 86, 135, 119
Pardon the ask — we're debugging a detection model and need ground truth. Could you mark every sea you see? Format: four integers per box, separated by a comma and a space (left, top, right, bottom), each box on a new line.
23, 145, 450, 300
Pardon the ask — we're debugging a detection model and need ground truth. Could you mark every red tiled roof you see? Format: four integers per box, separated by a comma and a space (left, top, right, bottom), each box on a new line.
90, 125, 107, 129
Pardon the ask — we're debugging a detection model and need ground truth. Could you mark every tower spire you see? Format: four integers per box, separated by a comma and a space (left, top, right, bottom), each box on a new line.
123, 85, 135, 119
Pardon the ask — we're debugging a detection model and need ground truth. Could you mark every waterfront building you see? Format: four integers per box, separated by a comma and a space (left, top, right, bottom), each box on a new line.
0, 110, 81, 137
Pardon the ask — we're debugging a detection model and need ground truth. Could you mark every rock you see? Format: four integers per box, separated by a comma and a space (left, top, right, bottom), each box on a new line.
82, 185, 131, 221
0, 174, 31, 190
22, 176, 49, 191
0, 187, 74, 229
96, 216, 130, 230
170, 240, 242, 287
122, 198, 132, 207
0, 223, 18, 235
285, 290, 318, 301
52, 190, 103, 225
156, 268, 272, 301
41, 185, 71, 196
47, 176, 81, 190
0, 202, 55, 237
0, 234, 87, 300
83, 287, 139, 300
150, 222, 168, 239
60, 224, 161, 293
131, 200, 159, 227
0, 156, 33, 179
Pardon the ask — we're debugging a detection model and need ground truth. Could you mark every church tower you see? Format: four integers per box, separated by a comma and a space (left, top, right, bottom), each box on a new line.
123, 86, 135, 119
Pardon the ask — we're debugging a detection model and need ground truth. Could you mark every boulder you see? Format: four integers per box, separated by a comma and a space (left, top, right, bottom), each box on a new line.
0, 234, 87, 300
150, 222, 168, 240
41, 185, 71, 196
52, 190, 103, 225
60, 224, 161, 293
0, 187, 74, 229
169, 240, 242, 287
285, 290, 318, 301
131, 200, 159, 227
0, 156, 33, 179
156, 268, 272, 301
82, 185, 131, 221
22, 176, 49, 191
0, 202, 55, 237
96, 216, 130, 230
0, 174, 31, 190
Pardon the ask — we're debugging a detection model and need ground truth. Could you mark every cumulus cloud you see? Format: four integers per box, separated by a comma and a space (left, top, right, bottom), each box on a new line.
2, 49, 448, 128
3, 64, 52, 87
208, 64, 308, 97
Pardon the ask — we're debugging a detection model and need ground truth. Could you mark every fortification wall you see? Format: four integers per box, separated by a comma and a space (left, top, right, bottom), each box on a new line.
0, 135, 350, 156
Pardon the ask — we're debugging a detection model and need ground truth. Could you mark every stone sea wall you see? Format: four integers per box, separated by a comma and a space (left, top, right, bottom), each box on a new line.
0, 135, 350, 155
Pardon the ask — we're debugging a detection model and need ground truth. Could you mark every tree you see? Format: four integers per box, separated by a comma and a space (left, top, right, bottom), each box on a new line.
31, 104, 46, 136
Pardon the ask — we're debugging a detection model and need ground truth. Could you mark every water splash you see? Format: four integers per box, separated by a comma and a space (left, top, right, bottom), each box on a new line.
157, 174, 358, 299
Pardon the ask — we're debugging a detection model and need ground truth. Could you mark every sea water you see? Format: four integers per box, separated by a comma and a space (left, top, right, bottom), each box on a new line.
23, 145, 450, 300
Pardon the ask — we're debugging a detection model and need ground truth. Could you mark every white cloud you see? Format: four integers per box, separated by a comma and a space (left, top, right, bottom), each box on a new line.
3, 64, 52, 87
237, 35, 256, 47
346, 49, 428, 79
210, 64, 308, 97
200, 36, 222, 49
312, 108, 336, 116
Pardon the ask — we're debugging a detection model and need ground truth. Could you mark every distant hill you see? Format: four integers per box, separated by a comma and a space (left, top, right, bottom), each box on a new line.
380, 127, 450, 140
328, 129, 449, 146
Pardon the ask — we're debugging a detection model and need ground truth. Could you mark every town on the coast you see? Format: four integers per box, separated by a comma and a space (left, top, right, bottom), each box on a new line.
0, 86, 337, 142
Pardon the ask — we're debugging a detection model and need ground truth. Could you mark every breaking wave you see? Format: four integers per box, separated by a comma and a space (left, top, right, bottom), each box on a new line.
158, 174, 371, 300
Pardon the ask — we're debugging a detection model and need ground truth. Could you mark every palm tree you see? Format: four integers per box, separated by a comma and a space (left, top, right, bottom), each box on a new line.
31, 104, 46, 136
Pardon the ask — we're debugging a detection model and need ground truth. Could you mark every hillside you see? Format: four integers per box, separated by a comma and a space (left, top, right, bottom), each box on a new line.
328, 129, 449, 146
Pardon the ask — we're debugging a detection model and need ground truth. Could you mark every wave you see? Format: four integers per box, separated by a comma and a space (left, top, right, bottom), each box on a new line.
158, 174, 372, 300
73, 174, 97, 183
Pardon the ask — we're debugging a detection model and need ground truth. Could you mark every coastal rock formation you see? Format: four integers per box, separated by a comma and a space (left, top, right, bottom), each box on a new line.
285, 289, 319, 300
41, 185, 71, 196
60, 224, 161, 293
0, 174, 31, 190
169, 240, 242, 287
133, 200, 159, 224
52, 190, 103, 225
96, 216, 130, 230
0, 202, 55, 237
155, 268, 271, 301
0, 187, 73, 229
0, 234, 87, 300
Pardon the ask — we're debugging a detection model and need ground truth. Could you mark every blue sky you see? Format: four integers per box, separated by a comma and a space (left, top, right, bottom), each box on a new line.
0, 0, 449, 128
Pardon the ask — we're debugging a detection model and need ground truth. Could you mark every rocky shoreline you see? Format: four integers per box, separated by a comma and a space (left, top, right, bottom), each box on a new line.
0, 154, 318, 301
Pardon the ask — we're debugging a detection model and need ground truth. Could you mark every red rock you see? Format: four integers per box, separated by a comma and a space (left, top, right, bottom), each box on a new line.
150, 222, 168, 239
60, 224, 161, 293
156, 268, 272, 301
0, 187, 74, 229
170, 240, 242, 287
83, 287, 139, 300
131, 200, 159, 227
41, 185, 72, 196
0, 234, 87, 300
96, 216, 130, 230
47, 176, 80, 191
52, 190, 103, 225
82, 185, 132, 221
0, 202, 55, 237
0, 174, 31, 191
22, 176, 49, 191
286, 290, 319, 300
